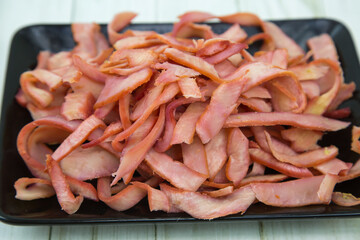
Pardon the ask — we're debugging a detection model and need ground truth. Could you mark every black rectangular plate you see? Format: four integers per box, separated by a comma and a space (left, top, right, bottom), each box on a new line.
1, 19, 360, 225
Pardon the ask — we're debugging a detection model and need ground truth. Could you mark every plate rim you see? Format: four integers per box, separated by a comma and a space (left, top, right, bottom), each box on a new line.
1, 18, 360, 225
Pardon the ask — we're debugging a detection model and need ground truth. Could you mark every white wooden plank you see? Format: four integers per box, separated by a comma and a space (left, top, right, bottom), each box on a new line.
50, 223, 155, 239
156, 222, 261, 240
94, 224, 155, 239
0, 0, 72, 114
261, 218, 360, 240
51, 225, 93, 240
71, 0, 156, 23
236, 0, 325, 19
50, 220, 155, 239
156, 0, 237, 22
323, 0, 360, 58
0, 224, 50, 240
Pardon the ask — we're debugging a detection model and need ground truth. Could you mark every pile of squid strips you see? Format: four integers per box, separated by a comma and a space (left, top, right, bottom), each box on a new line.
13, 11, 360, 219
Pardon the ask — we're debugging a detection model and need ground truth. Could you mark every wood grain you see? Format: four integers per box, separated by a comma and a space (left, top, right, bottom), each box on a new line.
94, 224, 155, 239
0, 0, 72, 109
156, 0, 238, 22
156, 222, 261, 240
51, 226, 93, 240
0, 224, 50, 240
71, 0, 156, 23
261, 218, 360, 240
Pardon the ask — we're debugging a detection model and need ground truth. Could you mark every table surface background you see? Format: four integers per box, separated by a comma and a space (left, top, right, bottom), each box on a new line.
1, 0, 360, 239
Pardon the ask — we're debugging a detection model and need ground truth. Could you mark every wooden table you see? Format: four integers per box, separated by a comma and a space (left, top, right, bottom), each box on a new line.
1, 0, 360, 239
